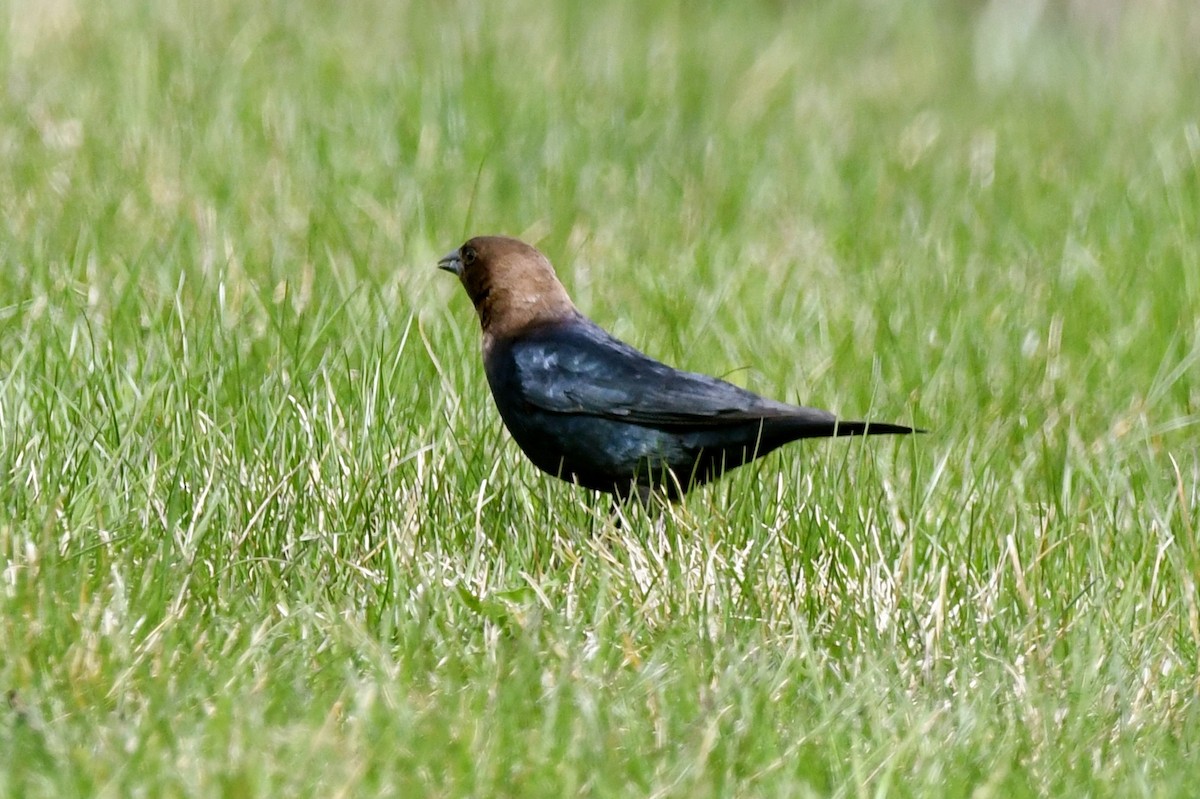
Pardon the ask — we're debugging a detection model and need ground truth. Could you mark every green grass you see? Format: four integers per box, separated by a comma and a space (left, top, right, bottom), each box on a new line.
2, 0, 1199, 795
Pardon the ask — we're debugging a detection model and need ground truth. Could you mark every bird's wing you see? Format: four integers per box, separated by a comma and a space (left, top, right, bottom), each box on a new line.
509, 322, 835, 428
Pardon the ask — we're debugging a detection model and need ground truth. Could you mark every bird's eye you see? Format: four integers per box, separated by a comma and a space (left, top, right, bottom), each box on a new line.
461, 246, 478, 266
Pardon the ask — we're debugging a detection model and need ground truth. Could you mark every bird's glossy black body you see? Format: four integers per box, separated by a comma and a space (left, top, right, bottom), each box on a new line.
482, 316, 913, 500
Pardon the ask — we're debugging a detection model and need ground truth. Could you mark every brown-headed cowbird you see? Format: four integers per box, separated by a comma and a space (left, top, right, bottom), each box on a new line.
439, 236, 918, 501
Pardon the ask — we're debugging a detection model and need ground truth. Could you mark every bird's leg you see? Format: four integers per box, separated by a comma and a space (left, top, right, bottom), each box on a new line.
608, 494, 627, 530
608, 482, 656, 529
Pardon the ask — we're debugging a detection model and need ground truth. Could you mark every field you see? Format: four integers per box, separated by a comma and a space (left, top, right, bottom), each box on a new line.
3, 0, 1199, 795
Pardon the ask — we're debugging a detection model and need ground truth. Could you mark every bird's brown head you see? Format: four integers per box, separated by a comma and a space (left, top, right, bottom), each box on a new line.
438, 236, 578, 340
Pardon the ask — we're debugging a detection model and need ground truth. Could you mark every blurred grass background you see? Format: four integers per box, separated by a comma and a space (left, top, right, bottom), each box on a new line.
2, 0, 1199, 795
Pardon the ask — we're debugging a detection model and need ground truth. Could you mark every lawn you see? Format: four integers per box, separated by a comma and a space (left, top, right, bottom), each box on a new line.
2, 0, 1199, 795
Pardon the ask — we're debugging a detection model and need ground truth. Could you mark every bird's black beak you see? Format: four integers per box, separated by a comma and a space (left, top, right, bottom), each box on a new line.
437, 248, 463, 277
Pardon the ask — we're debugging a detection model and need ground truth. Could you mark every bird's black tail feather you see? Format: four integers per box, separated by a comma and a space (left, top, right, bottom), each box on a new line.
829, 420, 923, 437
765, 414, 924, 443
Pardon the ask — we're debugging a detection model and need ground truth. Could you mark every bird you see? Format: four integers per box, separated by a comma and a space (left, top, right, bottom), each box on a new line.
438, 235, 918, 502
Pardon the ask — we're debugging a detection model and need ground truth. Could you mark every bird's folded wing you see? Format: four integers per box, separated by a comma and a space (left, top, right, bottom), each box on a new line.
510, 325, 835, 428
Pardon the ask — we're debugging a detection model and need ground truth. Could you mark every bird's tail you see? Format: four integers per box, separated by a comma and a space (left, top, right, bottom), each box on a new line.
764, 409, 924, 442
827, 420, 923, 437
